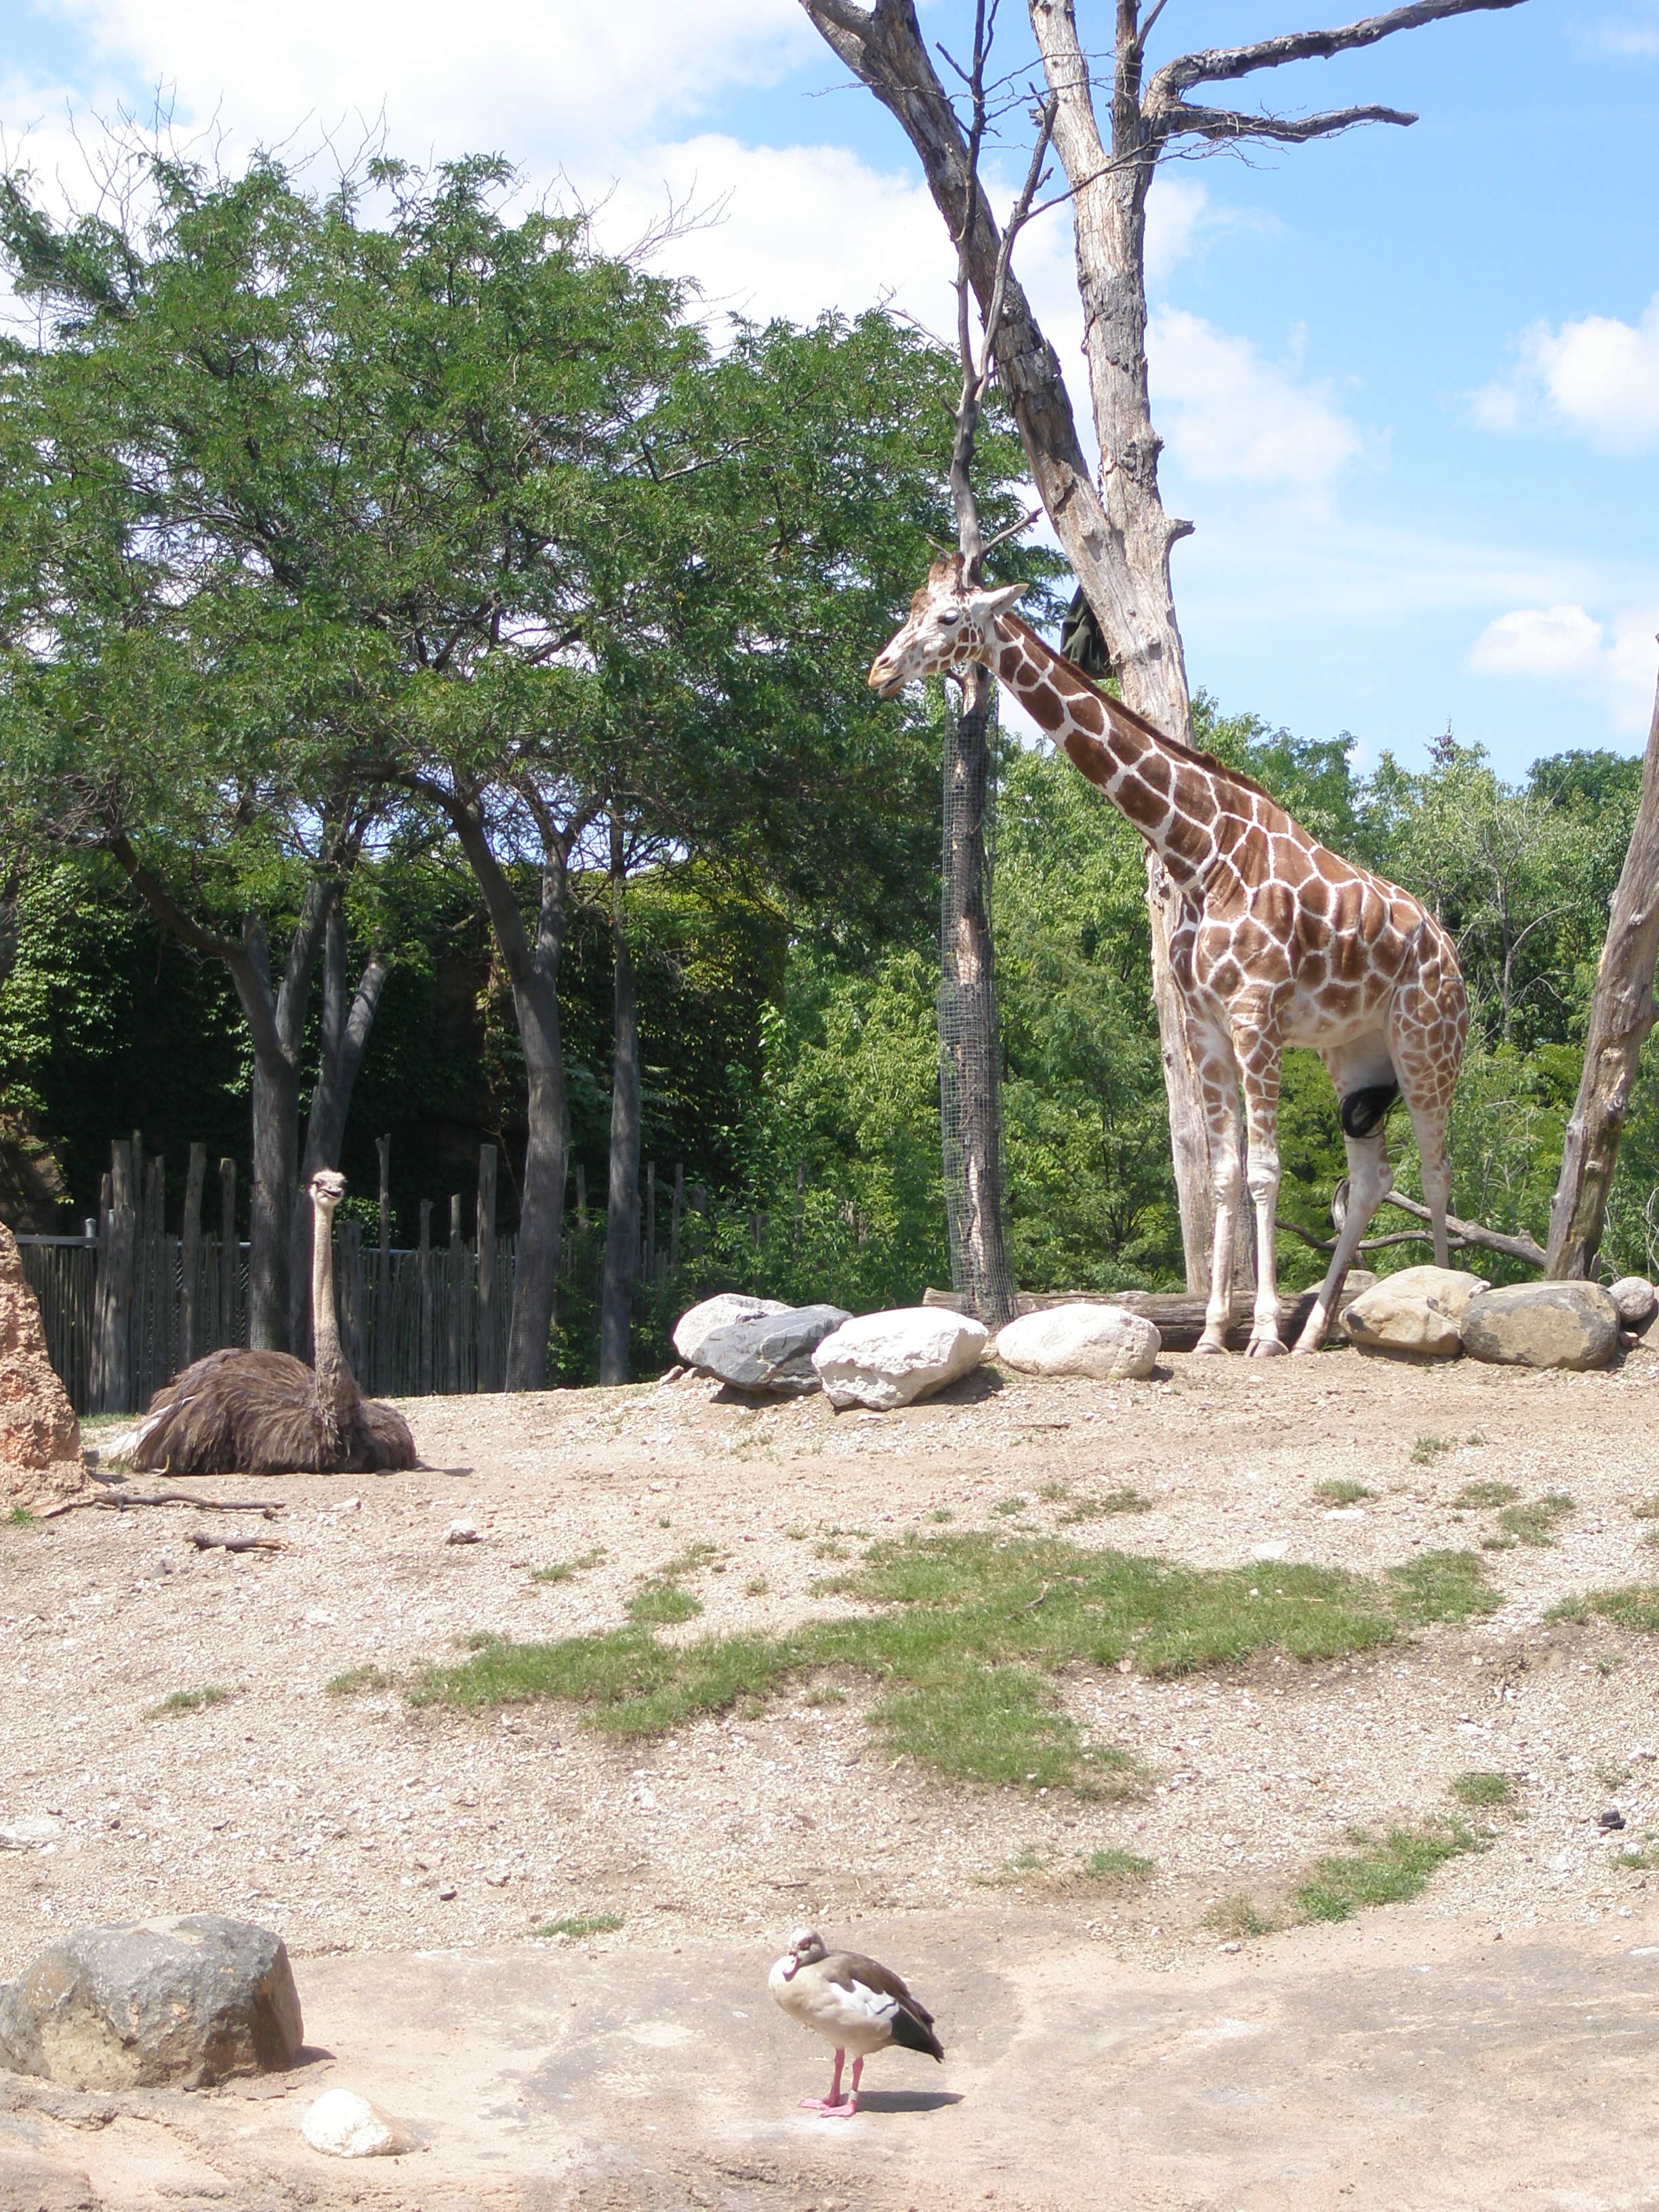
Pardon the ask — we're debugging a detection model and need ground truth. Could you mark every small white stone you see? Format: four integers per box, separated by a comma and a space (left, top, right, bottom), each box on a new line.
446, 1519, 480, 1545
302, 2089, 420, 2159
0, 1815, 62, 1851
1248, 1541, 1288, 1561
1609, 1276, 1657, 1328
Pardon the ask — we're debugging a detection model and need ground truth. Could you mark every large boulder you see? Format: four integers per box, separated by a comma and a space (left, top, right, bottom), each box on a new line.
813, 1307, 988, 1412
994, 1303, 1160, 1380
0, 1914, 303, 2089
1343, 1265, 1491, 1361
695, 1305, 850, 1396
1460, 1281, 1620, 1372
0, 1221, 85, 1513
1608, 1276, 1657, 1329
671, 1293, 789, 1369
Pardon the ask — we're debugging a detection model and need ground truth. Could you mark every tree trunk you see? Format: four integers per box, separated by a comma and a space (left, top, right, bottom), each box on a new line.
599, 820, 643, 1385
180, 1142, 206, 1366
1546, 669, 1659, 1279
939, 672, 1017, 1324
289, 894, 390, 1358
440, 790, 569, 1391
800, 0, 1215, 1286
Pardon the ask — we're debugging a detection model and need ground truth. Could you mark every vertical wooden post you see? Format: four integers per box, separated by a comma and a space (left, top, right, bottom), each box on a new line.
341, 1218, 363, 1376
669, 1163, 684, 1278
144, 1152, 165, 1404
645, 1161, 657, 1284
104, 1140, 136, 1414
446, 1194, 462, 1393
693, 1183, 708, 1260
574, 1162, 588, 1233
477, 1143, 498, 1393
89, 1168, 113, 1411
219, 1159, 237, 1347
418, 1198, 433, 1396
180, 1143, 206, 1367
375, 1134, 392, 1396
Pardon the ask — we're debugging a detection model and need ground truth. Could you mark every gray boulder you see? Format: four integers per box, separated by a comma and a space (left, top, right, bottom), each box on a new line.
671, 1293, 788, 1368
1608, 1275, 1657, 1328
1460, 1282, 1619, 1372
695, 1305, 851, 1395
1343, 1266, 1490, 1360
0, 1914, 303, 2089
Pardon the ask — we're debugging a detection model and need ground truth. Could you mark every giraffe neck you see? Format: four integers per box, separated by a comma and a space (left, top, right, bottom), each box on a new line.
983, 616, 1236, 880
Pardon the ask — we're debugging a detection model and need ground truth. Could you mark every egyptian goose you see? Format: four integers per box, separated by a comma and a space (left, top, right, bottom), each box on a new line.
768, 1928, 944, 2116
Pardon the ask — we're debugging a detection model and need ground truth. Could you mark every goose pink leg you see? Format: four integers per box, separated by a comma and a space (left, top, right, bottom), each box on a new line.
799, 2048, 859, 2117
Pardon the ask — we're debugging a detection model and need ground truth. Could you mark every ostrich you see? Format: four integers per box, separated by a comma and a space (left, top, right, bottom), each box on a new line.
130, 1170, 417, 1475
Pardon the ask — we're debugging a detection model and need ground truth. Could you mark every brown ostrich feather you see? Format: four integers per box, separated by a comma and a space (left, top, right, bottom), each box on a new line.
130, 1172, 417, 1477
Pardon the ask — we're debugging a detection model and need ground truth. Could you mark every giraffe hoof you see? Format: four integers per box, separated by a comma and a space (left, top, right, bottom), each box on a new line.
1246, 1336, 1287, 1359
1193, 1334, 1228, 1357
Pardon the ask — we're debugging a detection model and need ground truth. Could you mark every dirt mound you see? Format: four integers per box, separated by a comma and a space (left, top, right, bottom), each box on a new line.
0, 1219, 85, 1511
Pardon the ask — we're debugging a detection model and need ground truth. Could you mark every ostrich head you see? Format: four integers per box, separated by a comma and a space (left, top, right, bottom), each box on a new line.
309, 1169, 347, 1213
869, 555, 1027, 697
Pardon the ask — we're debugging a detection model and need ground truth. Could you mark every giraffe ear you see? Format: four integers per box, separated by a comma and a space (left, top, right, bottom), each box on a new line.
968, 581, 1027, 625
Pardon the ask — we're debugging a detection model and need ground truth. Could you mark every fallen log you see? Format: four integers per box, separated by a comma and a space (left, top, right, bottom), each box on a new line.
922, 1280, 1368, 1351
41, 1490, 285, 1521
186, 1531, 285, 1555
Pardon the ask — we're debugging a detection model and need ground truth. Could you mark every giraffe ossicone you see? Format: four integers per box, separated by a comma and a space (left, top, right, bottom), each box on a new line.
872, 556, 1467, 1356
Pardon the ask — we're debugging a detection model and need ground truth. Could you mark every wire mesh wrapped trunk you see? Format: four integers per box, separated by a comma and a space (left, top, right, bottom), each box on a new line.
938, 671, 1015, 1326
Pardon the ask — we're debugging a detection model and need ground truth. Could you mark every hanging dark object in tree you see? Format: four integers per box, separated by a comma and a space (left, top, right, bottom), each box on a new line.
1060, 586, 1115, 683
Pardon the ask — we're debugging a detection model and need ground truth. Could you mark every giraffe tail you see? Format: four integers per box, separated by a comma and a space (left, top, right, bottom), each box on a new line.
1339, 1079, 1399, 1139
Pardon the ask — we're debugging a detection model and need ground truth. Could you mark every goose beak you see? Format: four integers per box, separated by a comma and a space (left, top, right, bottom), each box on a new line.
781, 1957, 799, 1980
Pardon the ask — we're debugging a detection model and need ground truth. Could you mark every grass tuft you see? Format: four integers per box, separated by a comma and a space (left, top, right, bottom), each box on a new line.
532, 1547, 607, 1584
1496, 1494, 1575, 1547
325, 1665, 397, 1697
7, 1504, 38, 1528
1292, 1820, 1479, 1922
626, 1583, 703, 1626
535, 1913, 622, 1940
1547, 1584, 1659, 1634
1450, 1769, 1515, 1808
1314, 1479, 1371, 1507
1385, 1549, 1503, 1625
1204, 1895, 1275, 1940
1084, 1846, 1153, 1881
1057, 1488, 1153, 1523
146, 1685, 233, 1720
1411, 1436, 1454, 1465
1455, 1480, 1520, 1509
1632, 1496, 1659, 1521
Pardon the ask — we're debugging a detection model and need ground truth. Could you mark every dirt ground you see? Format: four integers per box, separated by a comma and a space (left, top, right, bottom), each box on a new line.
5, 1339, 1659, 2207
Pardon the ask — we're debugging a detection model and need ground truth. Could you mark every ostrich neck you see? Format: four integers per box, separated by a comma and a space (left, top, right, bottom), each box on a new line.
310, 1205, 355, 1414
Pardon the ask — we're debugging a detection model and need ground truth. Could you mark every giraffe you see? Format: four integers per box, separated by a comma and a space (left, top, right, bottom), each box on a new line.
870, 557, 1468, 1355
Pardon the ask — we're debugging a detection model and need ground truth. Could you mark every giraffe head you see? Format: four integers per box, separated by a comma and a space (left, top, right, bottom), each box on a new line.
869, 554, 1027, 697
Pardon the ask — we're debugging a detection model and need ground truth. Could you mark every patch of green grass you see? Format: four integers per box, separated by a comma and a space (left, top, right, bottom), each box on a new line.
1595, 1760, 1631, 1793
994, 1496, 1028, 1517
1497, 1494, 1575, 1547
1292, 1820, 1479, 1923
1616, 1845, 1659, 1871
929, 1508, 955, 1523
1548, 1584, 1659, 1633
743, 1576, 770, 1597
146, 1685, 234, 1720
1055, 1488, 1153, 1523
6, 1505, 37, 1528
1450, 1770, 1515, 1809
1204, 1895, 1276, 1940
1455, 1481, 1520, 1509
325, 1666, 397, 1697
535, 1913, 622, 1940
1314, 1479, 1371, 1507
1632, 1497, 1659, 1521
409, 1532, 1500, 1793
1038, 1483, 1071, 1503
1411, 1436, 1455, 1465
627, 1582, 703, 1626
804, 1684, 846, 1706
531, 1547, 607, 1585
1084, 1846, 1153, 1881
813, 1538, 852, 1561
661, 1542, 720, 1577
783, 1525, 808, 1541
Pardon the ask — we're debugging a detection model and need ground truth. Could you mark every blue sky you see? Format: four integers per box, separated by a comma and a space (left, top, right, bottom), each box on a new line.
5, 0, 1658, 778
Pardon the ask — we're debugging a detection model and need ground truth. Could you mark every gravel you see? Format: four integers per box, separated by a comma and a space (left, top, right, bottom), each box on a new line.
5, 1344, 1658, 1986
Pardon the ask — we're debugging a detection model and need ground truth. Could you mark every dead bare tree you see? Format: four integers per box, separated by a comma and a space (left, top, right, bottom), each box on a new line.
800, 0, 1527, 1290
1547, 660, 1659, 1281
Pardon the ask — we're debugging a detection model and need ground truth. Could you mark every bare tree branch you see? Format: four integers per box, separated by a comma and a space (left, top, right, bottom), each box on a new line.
1164, 98, 1416, 142
1149, 0, 1528, 104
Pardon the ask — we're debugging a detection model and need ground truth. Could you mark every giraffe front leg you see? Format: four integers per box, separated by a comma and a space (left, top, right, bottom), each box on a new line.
1238, 1047, 1286, 1357
1195, 1088, 1242, 1356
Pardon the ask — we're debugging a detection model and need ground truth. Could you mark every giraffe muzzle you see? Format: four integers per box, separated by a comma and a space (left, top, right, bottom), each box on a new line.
868, 652, 906, 697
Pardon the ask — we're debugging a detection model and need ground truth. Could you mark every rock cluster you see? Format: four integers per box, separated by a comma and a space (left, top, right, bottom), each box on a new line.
0, 1219, 85, 1512
812, 1308, 987, 1410
994, 1303, 1160, 1380
1343, 1266, 1490, 1359
0, 1914, 303, 2089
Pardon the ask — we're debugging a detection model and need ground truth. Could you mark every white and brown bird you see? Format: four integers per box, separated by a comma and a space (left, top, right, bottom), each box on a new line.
769, 1928, 944, 2117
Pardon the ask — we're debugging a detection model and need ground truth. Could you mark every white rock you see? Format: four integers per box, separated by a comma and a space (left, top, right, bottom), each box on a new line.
1343, 1267, 1491, 1360
1608, 1276, 1657, 1328
671, 1294, 788, 1367
302, 2089, 420, 2158
993, 1303, 1160, 1380
0, 1815, 63, 1851
811, 1308, 988, 1412
445, 1519, 479, 1546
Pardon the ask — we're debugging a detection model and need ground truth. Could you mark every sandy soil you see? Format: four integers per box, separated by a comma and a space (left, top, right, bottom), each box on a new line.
5, 1341, 1659, 2205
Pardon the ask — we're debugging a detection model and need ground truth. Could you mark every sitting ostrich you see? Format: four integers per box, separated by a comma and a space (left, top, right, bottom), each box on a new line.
131, 1170, 416, 1475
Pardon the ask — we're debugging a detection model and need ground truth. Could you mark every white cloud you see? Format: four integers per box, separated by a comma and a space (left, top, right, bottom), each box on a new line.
1574, 11, 1659, 58
1475, 291, 1659, 453
1149, 308, 1362, 500
1469, 602, 1659, 733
